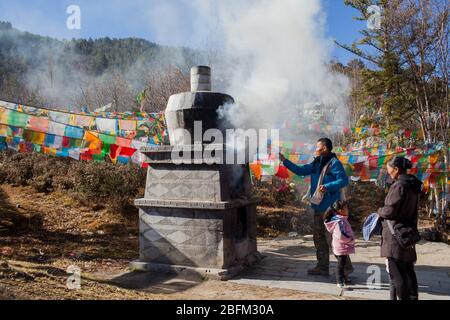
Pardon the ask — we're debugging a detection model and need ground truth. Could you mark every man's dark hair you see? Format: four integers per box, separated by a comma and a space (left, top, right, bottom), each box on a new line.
317, 138, 333, 151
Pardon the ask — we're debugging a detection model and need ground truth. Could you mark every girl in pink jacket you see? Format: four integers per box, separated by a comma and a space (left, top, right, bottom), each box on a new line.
324, 200, 356, 288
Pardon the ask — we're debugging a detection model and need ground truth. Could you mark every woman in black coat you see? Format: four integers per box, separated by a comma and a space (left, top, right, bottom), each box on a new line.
378, 156, 422, 300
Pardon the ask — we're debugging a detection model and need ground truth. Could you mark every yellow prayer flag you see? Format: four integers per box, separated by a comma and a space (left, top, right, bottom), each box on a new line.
429, 154, 439, 165
84, 131, 102, 152
69, 114, 77, 126
337, 155, 349, 164
32, 132, 46, 145
0, 124, 9, 137
288, 154, 299, 163
0, 108, 9, 124
84, 130, 99, 142
249, 163, 262, 180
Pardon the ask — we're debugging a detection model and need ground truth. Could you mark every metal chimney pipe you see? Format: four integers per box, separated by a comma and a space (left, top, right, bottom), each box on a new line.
191, 66, 211, 92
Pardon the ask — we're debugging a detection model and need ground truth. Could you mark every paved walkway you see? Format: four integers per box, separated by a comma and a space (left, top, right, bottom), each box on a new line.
230, 235, 450, 300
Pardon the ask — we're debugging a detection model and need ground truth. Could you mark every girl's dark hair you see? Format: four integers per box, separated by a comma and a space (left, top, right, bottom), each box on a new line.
325, 200, 348, 219
332, 200, 348, 211
388, 156, 413, 173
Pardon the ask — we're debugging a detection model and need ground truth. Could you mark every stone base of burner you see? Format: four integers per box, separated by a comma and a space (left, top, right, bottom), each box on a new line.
130, 251, 263, 281
133, 204, 260, 278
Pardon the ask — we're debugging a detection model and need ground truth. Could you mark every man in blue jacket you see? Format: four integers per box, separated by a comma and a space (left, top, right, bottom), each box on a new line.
280, 138, 352, 277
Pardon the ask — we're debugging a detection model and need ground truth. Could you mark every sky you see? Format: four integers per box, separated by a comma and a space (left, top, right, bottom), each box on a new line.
0, 0, 366, 64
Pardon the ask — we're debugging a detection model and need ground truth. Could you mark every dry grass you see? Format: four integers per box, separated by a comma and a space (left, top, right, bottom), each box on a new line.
0, 259, 346, 300
0, 151, 146, 214
0, 185, 343, 300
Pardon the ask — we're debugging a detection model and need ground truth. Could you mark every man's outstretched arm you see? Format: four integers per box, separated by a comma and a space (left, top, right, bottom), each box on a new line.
280, 153, 313, 177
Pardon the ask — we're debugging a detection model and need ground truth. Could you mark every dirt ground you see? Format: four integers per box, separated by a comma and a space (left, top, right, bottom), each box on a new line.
0, 184, 344, 300
0, 259, 347, 300
1, 183, 446, 300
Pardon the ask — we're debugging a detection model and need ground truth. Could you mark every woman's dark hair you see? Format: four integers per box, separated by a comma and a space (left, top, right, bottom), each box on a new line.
388, 156, 413, 173
318, 138, 333, 151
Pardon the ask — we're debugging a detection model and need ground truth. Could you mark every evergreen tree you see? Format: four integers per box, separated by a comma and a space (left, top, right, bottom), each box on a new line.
337, 0, 416, 144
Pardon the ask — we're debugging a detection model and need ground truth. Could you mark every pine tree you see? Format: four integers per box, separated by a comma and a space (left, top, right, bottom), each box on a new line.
338, 0, 449, 227
337, 0, 416, 144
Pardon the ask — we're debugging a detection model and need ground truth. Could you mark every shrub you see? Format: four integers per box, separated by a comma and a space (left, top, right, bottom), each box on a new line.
253, 179, 298, 207
0, 151, 146, 213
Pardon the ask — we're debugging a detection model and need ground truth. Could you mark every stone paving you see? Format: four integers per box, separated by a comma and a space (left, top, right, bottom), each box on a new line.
230, 235, 450, 300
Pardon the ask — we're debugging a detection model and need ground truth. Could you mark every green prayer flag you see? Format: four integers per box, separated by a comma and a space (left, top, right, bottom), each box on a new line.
378, 156, 386, 167
281, 141, 293, 149
8, 111, 29, 127
262, 164, 275, 175
99, 133, 116, 145
33, 144, 42, 153
101, 143, 111, 156
136, 89, 146, 104
344, 164, 353, 176
70, 138, 83, 148
92, 153, 105, 162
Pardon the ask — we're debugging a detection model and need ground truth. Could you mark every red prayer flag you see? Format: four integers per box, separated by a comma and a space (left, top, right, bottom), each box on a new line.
275, 165, 290, 179
119, 146, 137, 157
110, 144, 120, 160
353, 162, 365, 173
80, 149, 93, 161
62, 136, 71, 148
368, 156, 378, 169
